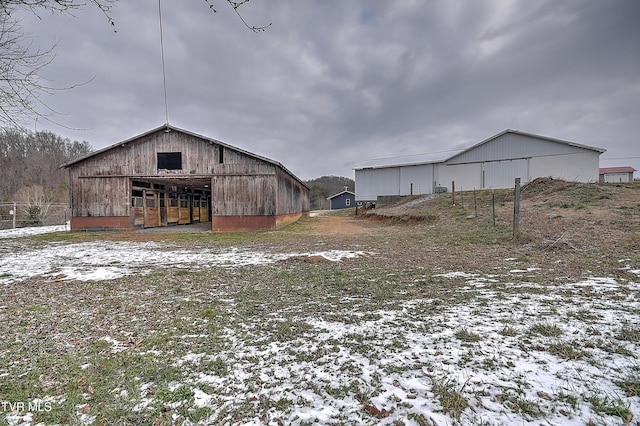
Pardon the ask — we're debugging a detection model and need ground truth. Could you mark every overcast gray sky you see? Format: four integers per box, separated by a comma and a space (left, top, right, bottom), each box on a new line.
19, 0, 640, 180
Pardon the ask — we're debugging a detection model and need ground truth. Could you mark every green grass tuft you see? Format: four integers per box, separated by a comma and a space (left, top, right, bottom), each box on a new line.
529, 323, 563, 337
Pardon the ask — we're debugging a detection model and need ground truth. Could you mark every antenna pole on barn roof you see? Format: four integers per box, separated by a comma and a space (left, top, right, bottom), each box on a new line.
158, 0, 170, 125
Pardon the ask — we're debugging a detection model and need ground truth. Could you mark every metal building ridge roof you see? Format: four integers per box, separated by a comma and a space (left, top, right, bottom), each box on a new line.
353, 129, 606, 170
352, 148, 464, 170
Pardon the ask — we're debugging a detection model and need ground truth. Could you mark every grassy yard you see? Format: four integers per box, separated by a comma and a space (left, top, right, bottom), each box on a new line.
1, 181, 639, 425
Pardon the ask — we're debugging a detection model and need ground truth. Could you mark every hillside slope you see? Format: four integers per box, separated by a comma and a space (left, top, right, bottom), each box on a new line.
359, 178, 640, 273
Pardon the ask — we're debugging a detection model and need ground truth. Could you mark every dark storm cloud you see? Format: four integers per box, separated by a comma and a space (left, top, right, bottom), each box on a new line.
16, 0, 640, 179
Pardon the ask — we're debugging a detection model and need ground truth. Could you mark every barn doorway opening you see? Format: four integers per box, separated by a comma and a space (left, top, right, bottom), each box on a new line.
131, 178, 211, 228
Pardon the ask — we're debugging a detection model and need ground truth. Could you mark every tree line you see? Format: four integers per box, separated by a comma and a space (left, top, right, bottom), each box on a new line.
0, 126, 356, 209
0, 128, 92, 202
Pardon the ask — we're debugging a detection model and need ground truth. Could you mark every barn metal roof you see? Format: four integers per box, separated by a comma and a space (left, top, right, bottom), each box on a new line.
61, 124, 308, 188
599, 166, 636, 174
353, 129, 606, 170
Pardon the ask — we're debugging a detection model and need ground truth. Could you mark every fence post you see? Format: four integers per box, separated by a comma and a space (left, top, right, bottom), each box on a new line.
513, 178, 521, 238
492, 191, 496, 226
452, 181, 456, 205
13, 202, 16, 229
473, 188, 478, 217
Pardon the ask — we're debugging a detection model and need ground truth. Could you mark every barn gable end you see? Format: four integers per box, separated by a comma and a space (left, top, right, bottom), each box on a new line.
63, 125, 309, 232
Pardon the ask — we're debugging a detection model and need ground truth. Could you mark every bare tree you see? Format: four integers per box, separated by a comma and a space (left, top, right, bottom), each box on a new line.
0, 0, 116, 128
14, 184, 52, 225
0, 0, 268, 128
0, 15, 61, 128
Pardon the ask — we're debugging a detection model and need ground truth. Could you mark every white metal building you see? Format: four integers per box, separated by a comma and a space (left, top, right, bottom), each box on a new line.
353, 130, 606, 203
599, 167, 636, 183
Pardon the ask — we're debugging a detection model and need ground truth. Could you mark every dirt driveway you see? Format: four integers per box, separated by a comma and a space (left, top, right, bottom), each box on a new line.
307, 211, 380, 236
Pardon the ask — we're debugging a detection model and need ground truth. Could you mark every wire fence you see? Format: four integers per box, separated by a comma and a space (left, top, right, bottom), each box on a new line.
0, 203, 70, 230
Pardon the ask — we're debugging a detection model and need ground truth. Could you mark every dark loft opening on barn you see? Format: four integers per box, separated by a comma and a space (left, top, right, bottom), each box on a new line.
157, 152, 183, 170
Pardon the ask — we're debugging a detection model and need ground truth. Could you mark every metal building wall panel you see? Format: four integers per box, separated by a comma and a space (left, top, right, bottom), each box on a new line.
604, 173, 631, 183
482, 159, 529, 189
437, 163, 482, 192
448, 132, 587, 165
355, 168, 400, 201
399, 164, 434, 195
529, 152, 600, 182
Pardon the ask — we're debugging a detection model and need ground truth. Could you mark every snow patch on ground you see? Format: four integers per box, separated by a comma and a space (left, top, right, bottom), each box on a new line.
0, 238, 370, 284
175, 274, 639, 425
0, 224, 69, 239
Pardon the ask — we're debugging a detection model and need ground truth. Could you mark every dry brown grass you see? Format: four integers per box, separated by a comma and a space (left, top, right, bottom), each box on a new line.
358, 178, 640, 277
1, 178, 638, 425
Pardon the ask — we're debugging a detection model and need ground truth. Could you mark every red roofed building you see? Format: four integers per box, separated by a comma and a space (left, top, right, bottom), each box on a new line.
599, 167, 636, 183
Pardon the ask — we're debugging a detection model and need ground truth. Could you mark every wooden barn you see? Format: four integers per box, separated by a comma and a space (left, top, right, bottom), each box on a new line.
62, 125, 310, 232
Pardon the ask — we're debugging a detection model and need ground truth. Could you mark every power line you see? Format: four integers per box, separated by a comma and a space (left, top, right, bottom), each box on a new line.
158, 0, 169, 125
601, 156, 640, 160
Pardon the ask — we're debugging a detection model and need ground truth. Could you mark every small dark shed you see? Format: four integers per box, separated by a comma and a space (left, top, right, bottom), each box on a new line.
63, 125, 309, 232
327, 188, 356, 210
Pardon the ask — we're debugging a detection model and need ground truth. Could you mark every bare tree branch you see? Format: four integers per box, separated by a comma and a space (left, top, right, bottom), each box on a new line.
0, 0, 268, 129
204, 0, 271, 33
0, 1, 115, 26
0, 1, 114, 128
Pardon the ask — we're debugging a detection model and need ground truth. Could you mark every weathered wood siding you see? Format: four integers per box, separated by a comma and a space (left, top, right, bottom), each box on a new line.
211, 164, 277, 216
222, 147, 263, 167
276, 167, 310, 215
70, 131, 222, 177
70, 175, 129, 217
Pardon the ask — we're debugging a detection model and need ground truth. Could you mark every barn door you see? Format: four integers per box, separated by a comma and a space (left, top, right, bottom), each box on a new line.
192, 195, 200, 222
200, 196, 209, 222
143, 190, 160, 227
132, 190, 144, 226
178, 194, 190, 224
159, 193, 167, 225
